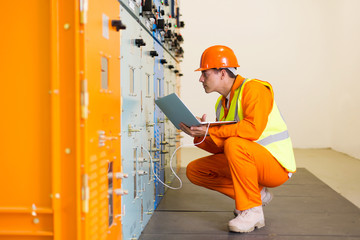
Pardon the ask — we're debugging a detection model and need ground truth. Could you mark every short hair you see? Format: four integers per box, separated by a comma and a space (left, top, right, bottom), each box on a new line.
212, 68, 236, 79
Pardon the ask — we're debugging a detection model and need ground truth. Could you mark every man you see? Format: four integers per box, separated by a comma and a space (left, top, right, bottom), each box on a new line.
179, 45, 296, 233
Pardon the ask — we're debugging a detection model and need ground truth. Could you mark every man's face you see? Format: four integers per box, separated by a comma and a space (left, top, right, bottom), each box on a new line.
199, 69, 221, 93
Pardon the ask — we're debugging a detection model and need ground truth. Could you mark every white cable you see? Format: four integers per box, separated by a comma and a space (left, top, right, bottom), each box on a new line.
142, 123, 211, 190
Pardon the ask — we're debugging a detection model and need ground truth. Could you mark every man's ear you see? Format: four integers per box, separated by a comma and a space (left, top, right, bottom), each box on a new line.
221, 69, 227, 79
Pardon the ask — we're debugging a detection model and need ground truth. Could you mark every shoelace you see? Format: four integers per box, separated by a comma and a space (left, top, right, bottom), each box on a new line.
240, 209, 250, 217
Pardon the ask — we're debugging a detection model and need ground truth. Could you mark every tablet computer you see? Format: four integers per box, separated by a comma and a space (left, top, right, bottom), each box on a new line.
155, 93, 236, 130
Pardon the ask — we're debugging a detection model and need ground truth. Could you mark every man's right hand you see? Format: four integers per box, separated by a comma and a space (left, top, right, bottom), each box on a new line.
179, 114, 208, 138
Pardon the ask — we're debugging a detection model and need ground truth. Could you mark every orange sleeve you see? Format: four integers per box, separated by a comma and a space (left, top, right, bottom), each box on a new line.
208, 81, 273, 148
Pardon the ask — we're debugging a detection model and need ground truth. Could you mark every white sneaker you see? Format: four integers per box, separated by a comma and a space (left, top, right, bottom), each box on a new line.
228, 206, 265, 233
233, 188, 273, 216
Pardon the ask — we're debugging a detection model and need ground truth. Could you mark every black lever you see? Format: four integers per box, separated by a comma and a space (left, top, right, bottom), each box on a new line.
150, 51, 158, 57
111, 20, 126, 31
135, 39, 146, 47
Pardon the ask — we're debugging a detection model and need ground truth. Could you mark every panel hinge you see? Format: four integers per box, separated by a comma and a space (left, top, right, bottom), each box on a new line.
80, 0, 88, 24
81, 79, 89, 119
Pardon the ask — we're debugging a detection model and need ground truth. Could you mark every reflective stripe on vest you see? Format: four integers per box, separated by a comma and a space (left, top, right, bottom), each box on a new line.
215, 78, 296, 172
256, 130, 289, 146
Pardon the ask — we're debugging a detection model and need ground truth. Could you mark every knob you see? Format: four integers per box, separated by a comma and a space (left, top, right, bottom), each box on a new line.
150, 50, 158, 57
160, 59, 167, 64
168, 65, 174, 69
172, 40, 179, 48
135, 39, 146, 47
114, 189, 128, 195
177, 47, 184, 54
180, 21, 185, 28
174, 70, 179, 74
177, 34, 184, 42
164, 30, 172, 39
111, 20, 126, 31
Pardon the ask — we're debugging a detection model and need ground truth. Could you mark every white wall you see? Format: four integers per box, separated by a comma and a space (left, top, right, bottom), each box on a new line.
331, 0, 360, 159
178, 0, 360, 159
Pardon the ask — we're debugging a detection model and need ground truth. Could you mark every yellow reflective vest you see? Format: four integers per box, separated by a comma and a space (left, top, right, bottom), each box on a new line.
215, 78, 296, 173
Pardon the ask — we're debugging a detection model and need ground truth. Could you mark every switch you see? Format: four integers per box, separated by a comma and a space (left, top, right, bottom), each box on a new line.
114, 189, 128, 195
111, 20, 126, 31
115, 172, 129, 179
152, 158, 160, 162
137, 157, 146, 163
164, 30, 172, 39
137, 170, 148, 176
150, 147, 160, 152
176, 47, 184, 55
150, 50, 158, 57
135, 39, 146, 47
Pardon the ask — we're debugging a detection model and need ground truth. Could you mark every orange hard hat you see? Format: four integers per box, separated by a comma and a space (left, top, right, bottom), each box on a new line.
195, 45, 240, 71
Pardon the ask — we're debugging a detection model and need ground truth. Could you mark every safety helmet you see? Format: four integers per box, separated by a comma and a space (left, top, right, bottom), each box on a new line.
195, 45, 240, 71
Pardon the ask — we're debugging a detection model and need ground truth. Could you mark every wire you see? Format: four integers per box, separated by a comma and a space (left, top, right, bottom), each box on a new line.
142, 123, 211, 190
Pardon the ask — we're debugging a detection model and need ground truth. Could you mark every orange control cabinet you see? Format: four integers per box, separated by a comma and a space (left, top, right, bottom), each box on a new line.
0, 0, 123, 239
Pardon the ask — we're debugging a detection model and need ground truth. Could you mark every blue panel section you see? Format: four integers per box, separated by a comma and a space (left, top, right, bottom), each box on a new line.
139, 21, 156, 229
153, 34, 165, 208
152, 0, 166, 209
119, 0, 183, 238
120, 6, 143, 240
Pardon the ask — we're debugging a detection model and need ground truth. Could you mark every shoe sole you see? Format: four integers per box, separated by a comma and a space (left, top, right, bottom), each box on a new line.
228, 221, 265, 233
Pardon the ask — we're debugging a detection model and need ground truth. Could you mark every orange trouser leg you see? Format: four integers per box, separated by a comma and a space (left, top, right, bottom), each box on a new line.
186, 137, 289, 211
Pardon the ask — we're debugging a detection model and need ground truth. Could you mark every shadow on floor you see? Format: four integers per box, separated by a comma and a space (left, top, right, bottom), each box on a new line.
140, 168, 360, 240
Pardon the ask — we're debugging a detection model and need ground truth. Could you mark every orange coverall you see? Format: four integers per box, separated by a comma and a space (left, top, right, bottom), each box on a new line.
186, 75, 290, 211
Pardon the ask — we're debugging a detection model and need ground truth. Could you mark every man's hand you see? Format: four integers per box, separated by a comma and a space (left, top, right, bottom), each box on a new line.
179, 114, 209, 137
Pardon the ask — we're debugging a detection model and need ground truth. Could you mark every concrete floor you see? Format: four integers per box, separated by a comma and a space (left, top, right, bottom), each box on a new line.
139, 147, 360, 240
180, 147, 360, 208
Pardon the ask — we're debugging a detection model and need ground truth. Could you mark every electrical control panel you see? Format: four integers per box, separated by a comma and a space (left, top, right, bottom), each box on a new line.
1, 0, 182, 239
0, 0, 124, 239
119, 0, 184, 239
